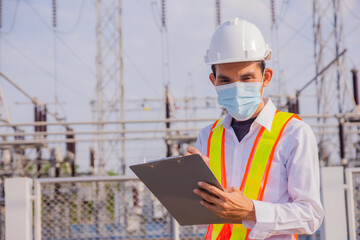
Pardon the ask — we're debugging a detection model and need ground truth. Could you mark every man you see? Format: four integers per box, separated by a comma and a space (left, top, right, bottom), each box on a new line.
186, 18, 324, 240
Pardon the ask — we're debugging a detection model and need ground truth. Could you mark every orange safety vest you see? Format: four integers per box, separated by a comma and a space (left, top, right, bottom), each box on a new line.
205, 111, 300, 240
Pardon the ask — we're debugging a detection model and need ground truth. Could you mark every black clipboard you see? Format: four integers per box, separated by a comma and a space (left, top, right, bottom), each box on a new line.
129, 154, 229, 226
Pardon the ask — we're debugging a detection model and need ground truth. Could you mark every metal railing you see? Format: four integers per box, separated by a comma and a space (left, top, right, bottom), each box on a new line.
33, 176, 207, 240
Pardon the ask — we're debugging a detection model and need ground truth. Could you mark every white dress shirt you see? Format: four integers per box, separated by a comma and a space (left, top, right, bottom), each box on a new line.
195, 98, 324, 240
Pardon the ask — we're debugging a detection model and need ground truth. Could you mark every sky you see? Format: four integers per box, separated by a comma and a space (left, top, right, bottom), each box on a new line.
0, 0, 360, 173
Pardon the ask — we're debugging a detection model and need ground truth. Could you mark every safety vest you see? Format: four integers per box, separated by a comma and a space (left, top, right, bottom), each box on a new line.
205, 111, 300, 240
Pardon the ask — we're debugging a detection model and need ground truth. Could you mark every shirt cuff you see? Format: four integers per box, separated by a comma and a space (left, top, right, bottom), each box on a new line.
243, 200, 276, 239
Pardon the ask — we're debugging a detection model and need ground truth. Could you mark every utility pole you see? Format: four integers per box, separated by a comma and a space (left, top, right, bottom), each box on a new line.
160, 0, 169, 88
118, 0, 126, 175
95, 0, 104, 176
52, 0, 60, 117
160, 0, 172, 158
270, 0, 283, 108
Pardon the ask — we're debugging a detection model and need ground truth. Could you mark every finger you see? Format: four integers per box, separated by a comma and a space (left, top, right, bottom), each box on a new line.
198, 182, 225, 199
184, 147, 210, 166
200, 200, 224, 216
193, 188, 223, 205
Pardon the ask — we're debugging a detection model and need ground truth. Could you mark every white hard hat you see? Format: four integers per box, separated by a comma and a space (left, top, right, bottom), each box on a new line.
204, 18, 272, 65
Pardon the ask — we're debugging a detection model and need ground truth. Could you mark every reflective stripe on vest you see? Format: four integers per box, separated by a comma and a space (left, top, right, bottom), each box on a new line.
205, 111, 301, 240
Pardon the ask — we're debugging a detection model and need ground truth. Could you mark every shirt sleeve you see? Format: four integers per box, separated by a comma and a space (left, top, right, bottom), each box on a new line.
195, 132, 203, 154
195, 124, 211, 156
242, 121, 324, 239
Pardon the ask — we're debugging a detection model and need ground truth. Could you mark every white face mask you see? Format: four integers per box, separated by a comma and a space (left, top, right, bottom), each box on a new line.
215, 82, 263, 121
215, 70, 265, 121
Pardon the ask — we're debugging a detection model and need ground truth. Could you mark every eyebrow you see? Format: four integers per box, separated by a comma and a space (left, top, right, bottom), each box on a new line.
216, 74, 231, 80
216, 72, 257, 81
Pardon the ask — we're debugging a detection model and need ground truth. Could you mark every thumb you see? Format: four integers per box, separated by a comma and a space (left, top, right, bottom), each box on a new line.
186, 146, 201, 155
186, 147, 209, 166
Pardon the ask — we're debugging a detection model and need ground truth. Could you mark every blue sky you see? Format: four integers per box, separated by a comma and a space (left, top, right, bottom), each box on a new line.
1, 0, 360, 172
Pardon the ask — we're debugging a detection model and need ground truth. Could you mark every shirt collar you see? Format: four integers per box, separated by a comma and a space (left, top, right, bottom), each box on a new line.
255, 98, 276, 132
222, 98, 277, 133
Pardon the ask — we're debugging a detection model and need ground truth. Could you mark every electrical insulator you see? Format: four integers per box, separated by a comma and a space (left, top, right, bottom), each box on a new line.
52, 0, 57, 28
1, 149, 11, 167
90, 147, 95, 169
42, 105, 47, 134
54, 147, 64, 164
0, 0, 2, 30
271, 0, 276, 26
216, 0, 221, 26
161, 0, 166, 28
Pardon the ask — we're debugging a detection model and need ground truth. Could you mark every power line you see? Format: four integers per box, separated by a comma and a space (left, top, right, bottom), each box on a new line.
264, 1, 335, 56
150, 1, 161, 30
278, 0, 289, 20
0, 0, 19, 34
278, 16, 312, 53
343, 0, 360, 21
25, 0, 96, 77
57, 0, 86, 35
277, 15, 313, 42
56, 36, 96, 76
343, 0, 360, 37
1, 36, 92, 100
25, 0, 51, 29
124, 51, 161, 95
262, 0, 313, 43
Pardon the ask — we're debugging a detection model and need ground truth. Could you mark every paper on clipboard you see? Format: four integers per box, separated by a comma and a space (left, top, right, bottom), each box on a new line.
129, 154, 229, 226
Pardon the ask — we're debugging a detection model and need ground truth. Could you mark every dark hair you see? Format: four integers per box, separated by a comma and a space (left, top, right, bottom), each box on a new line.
211, 60, 266, 78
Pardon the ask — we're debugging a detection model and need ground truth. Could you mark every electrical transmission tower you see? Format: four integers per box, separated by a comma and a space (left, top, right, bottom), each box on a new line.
95, 0, 125, 175
313, 0, 346, 116
312, 0, 355, 165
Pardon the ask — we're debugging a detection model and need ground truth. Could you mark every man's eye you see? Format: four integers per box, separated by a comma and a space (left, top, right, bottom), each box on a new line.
220, 79, 230, 83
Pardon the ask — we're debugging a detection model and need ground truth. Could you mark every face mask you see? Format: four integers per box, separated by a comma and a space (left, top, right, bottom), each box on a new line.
215, 82, 263, 121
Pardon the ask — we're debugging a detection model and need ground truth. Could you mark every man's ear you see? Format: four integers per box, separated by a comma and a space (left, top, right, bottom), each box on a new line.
263, 68, 273, 87
209, 73, 216, 86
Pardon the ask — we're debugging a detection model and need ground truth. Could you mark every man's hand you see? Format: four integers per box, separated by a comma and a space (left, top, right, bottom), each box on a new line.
185, 147, 209, 166
193, 181, 256, 222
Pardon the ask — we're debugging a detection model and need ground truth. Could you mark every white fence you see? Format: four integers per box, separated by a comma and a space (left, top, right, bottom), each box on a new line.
6, 176, 207, 240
